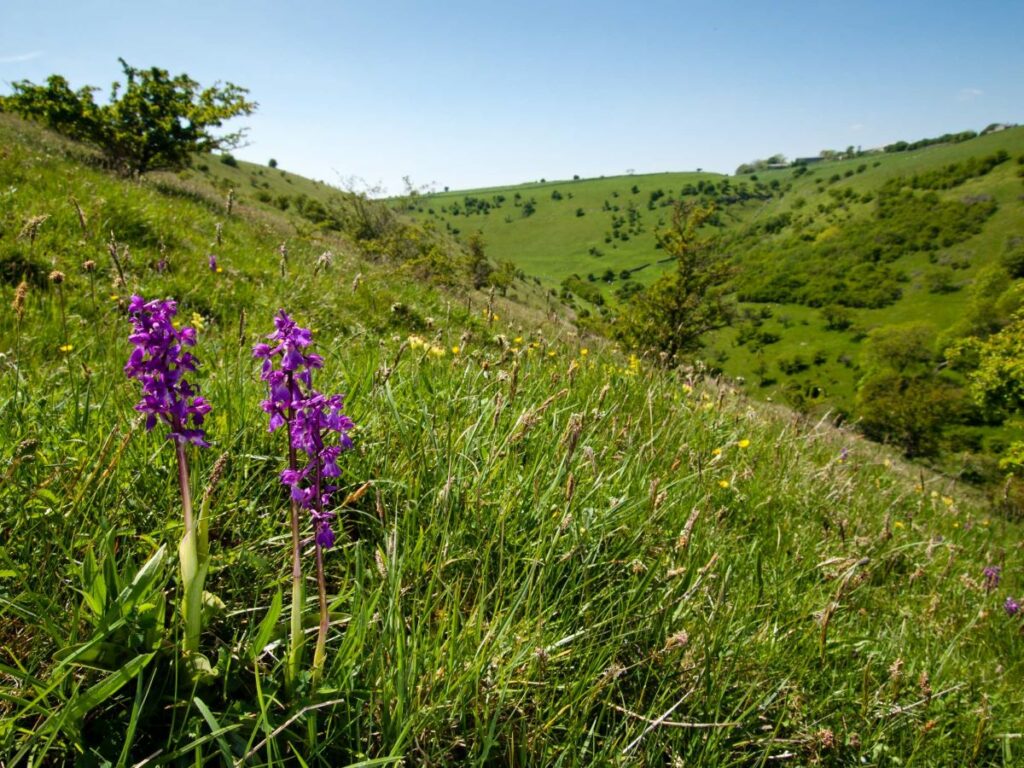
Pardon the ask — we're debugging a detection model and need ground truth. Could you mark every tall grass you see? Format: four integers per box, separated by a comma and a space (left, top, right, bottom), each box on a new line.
0, 114, 1021, 765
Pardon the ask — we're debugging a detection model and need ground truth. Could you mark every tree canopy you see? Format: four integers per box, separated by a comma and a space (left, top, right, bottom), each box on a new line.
1, 59, 256, 176
619, 202, 734, 362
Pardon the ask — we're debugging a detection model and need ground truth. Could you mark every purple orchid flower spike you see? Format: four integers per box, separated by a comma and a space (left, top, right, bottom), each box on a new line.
124, 295, 211, 446
254, 309, 355, 687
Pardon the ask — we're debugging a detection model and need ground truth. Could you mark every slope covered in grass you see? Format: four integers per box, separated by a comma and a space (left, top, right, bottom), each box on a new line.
404, 128, 1024, 481
1, 115, 1023, 765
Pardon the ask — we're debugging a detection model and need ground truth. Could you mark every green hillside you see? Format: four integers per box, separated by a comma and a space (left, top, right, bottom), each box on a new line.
2, 113, 1024, 765
404, 128, 1024, 478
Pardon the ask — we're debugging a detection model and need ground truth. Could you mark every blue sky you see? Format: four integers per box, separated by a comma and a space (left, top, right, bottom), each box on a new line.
2, 1, 1022, 193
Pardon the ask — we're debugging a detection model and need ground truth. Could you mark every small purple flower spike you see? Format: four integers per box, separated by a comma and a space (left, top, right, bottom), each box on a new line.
983, 565, 1001, 592
1006, 596, 1021, 617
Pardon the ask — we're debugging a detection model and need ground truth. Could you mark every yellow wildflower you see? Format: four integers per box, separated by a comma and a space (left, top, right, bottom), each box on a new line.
451, 345, 460, 355
893, 520, 905, 529
718, 479, 730, 489
712, 447, 722, 457
59, 343, 73, 353
941, 496, 954, 507
580, 348, 589, 356
737, 439, 750, 449
190, 312, 206, 331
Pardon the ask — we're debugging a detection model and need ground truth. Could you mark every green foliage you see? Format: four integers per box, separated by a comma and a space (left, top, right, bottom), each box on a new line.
737, 181, 996, 309
967, 312, 1024, 414
561, 274, 605, 305
856, 323, 966, 456
620, 202, 734, 361
856, 370, 964, 456
885, 129, 978, 153
1001, 235, 1024, 278
861, 322, 938, 374
907, 151, 1008, 189
2, 59, 255, 175
1, 113, 1023, 766
488, 259, 517, 295
466, 231, 492, 289
821, 304, 854, 331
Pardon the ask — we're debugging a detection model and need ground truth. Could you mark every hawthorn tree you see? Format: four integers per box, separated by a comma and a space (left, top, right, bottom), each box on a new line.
855, 322, 965, 457
2, 59, 256, 176
619, 201, 735, 362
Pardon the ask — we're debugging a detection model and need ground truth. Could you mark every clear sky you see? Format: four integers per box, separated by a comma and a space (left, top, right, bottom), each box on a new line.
2, 1, 1022, 193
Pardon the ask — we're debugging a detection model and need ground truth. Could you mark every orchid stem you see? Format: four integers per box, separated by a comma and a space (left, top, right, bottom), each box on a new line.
175, 438, 202, 656
285, 383, 305, 698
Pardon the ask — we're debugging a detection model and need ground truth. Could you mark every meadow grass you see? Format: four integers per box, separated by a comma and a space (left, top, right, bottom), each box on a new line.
1, 115, 1023, 765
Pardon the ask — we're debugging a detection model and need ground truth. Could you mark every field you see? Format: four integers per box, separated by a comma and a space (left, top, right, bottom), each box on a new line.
404, 130, 1024, 429
2, 114, 1024, 765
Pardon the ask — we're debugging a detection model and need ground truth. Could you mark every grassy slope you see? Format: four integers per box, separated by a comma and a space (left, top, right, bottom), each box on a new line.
1, 115, 1023, 765
407, 129, 1024, 421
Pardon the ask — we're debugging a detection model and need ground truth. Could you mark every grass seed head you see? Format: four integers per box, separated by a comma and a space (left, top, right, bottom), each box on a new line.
12, 281, 28, 321
18, 214, 49, 243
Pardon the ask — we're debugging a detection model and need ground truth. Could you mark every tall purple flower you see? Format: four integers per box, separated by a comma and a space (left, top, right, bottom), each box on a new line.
1006, 596, 1021, 617
253, 310, 352, 548
125, 294, 211, 656
255, 310, 354, 686
208, 254, 218, 272
125, 295, 211, 446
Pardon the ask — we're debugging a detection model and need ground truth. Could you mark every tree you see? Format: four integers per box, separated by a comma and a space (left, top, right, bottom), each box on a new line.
488, 260, 516, 296
268, 158, 278, 168
2, 59, 256, 176
854, 322, 963, 456
856, 371, 961, 457
466, 232, 492, 289
620, 202, 735, 362
964, 313, 1024, 476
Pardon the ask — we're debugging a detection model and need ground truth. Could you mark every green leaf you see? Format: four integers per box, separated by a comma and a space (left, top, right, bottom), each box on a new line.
119, 544, 167, 614
250, 588, 282, 661
66, 652, 154, 724
193, 696, 236, 764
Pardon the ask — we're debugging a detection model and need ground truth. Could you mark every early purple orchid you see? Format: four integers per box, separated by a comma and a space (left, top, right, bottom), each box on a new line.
254, 309, 354, 687
124, 295, 211, 446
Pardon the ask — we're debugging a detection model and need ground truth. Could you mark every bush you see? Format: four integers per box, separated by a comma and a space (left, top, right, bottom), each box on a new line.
220, 153, 238, 168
